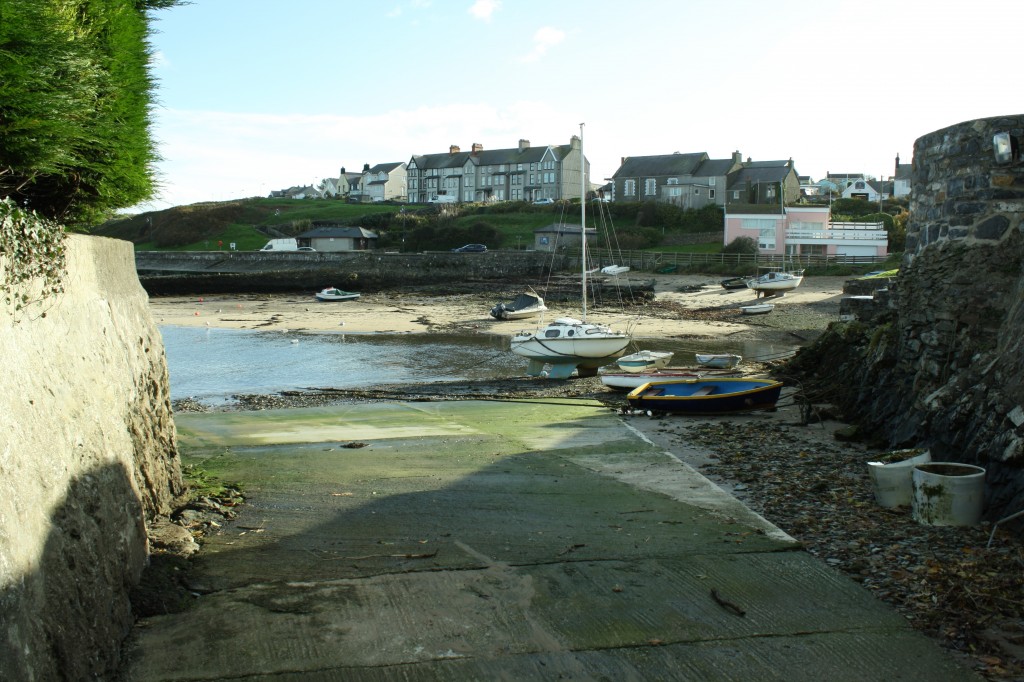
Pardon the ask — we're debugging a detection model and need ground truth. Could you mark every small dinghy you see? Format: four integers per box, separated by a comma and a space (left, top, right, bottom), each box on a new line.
615, 350, 674, 373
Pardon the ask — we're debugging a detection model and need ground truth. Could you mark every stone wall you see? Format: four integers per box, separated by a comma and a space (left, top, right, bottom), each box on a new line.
0, 235, 185, 680
786, 115, 1024, 523
135, 250, 568, 295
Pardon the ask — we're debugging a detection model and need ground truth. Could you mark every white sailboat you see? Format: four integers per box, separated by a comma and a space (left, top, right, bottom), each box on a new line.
510, 123, 631, 379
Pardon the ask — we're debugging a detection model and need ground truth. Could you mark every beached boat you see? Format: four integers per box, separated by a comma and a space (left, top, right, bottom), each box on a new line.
600, 368, 703, 392
746, 267, 804, 294
695, 353, 742, 369
490, 290, 547, 320
601, 265, 630, 276
315, 287, 360, 302
615, 350, 673, 372
510, 124, 632, 379
626, 377, 784, 414
740, 303, 774, 315
720, 276, 748, 290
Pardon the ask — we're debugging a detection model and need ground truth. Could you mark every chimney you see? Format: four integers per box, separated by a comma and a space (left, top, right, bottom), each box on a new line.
895, 153, 900, 173
340, 166, 346, 175
362, 163, 370, 172
518, 139, 530, 152
621, 157, 626, 166
732, 151, 742, 164
449, 145, 460, 154
570, 135, 580, 149
471, 143, 483, 154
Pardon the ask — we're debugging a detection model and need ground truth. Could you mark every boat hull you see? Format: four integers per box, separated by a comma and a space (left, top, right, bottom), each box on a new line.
695, 353, 741, 369
746, 271, 803, 293
511, 320, 630, 378
601, 369, 703, 391
316, 290, 360, 302
740, 304, 774, 315
615, 350, 673, 372
627, 378, 783, 414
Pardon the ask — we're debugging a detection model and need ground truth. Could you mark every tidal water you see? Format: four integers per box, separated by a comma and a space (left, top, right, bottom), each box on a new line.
160, 325, 798, 405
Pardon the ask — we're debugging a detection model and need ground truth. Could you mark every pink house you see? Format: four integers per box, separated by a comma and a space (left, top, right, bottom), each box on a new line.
724, 205, 888, 258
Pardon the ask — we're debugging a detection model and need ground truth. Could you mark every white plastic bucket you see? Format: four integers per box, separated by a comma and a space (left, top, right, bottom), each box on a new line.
911, 462, 986, 526
867, 450, 931, 507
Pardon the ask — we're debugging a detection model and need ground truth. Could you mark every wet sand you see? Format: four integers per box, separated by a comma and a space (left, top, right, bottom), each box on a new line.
148, 274, 849, 341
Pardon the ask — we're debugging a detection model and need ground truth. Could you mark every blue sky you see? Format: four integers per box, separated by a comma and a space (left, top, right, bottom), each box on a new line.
138, 0, 1024, 210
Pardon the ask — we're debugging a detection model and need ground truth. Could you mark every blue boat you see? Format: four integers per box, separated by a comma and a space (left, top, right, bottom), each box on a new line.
626, 377, 783, 415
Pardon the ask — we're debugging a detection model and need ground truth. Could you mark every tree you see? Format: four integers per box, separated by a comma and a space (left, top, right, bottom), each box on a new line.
0, 0, 180, 226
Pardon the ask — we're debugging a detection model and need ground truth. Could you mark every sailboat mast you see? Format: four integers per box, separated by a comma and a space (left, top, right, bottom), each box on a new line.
579, 122, 587, 322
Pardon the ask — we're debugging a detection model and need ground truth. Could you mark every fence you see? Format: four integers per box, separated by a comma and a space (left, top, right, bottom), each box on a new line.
578, 248, 890, 272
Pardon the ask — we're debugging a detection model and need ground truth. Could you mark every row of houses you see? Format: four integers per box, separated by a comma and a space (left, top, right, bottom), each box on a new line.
271, 140, 910, 209
268, 137, 905, 259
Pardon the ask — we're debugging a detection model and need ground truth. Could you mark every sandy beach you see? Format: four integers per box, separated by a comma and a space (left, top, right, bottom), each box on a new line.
148, 274, 849, 341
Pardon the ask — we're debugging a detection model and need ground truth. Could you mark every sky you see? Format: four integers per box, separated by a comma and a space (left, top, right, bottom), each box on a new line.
135, 0, 1024, 211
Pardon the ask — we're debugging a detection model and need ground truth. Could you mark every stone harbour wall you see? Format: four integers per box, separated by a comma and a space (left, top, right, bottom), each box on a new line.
135, 250, 569, 295
0, 235, 185, 680
788, 114, 1024, 523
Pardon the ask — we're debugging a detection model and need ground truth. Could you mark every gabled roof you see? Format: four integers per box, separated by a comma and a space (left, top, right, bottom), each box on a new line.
728, 161, 794, 185
365, 162, 405, 175
692, 158, 735, 177
410, 142, 568, 172
300, 226, 378, 239
895, 163, 912, 179
612, 152, 708, 178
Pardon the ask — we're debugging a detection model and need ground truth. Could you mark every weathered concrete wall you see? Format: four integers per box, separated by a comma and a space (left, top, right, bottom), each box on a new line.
135, 250, 568, 295
786, 115, 1024, 523
0, 235, 185, 680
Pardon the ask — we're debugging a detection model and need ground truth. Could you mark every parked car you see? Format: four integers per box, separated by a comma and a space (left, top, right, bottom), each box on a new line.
533, 198, 554, 205
452, 243, 487, 253
296, 247, 316, 252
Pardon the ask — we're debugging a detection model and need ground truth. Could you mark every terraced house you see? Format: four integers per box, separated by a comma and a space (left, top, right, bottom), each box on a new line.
405, 137, 588, 204
610, 151, 800, 210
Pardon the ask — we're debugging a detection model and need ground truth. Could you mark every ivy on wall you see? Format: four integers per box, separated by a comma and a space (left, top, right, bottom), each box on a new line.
1, 197, 66, 316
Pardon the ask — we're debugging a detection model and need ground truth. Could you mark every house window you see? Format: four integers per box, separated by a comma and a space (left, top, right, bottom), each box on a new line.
624, 179, 636, 196
709, 189, 716, 199
667, 178, 679, 185
708, 177, 715, 186
667, 187, 681, 197
644, 179, 656, 195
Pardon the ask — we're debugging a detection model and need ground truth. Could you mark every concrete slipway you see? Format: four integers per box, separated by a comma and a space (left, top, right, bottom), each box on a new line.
120, 400, 978, 681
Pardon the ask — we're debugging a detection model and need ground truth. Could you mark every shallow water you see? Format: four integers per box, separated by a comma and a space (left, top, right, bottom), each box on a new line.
160, 326, 798, 405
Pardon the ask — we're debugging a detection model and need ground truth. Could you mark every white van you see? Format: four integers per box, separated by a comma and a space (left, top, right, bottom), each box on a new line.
428, 195, 456, 204
260, 238, 298, 251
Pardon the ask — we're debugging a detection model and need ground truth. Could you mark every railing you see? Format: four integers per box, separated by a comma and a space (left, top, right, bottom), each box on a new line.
577, 248, 890, 271
785, 227, 888, 242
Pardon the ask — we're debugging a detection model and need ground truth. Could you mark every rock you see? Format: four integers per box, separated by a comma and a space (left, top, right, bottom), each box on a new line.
148, 518, 199, 556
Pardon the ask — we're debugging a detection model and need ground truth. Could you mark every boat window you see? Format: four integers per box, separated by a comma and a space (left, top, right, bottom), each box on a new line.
544, 329, 561, 338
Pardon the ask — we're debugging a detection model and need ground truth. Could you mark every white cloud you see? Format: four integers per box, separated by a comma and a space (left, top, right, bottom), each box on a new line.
520, 26, 565, 63
468, 0, 500, 21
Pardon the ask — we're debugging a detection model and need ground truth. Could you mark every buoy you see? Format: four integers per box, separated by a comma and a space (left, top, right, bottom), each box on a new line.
194, 311, 199, 316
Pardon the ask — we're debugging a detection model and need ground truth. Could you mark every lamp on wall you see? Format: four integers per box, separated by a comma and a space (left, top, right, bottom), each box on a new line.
993, 132, 1017, 164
